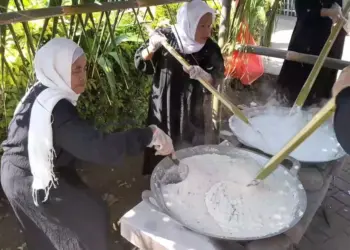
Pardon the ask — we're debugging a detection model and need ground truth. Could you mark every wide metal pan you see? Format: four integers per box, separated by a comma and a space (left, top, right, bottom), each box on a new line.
142, 145, 307, 241
228, 106, 346, 163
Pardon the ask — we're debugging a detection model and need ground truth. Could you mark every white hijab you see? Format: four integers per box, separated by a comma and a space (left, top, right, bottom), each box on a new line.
14, 38, 84, 206
171, 0, 215, 54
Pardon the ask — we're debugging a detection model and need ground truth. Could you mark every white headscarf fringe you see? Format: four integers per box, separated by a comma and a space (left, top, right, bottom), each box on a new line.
14, 38, 84, 206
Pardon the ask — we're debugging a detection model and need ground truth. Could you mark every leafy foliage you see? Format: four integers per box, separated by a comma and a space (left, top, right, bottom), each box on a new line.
0, 0, 273, 145
222, 0, 280, 53
0, 3, 153, 145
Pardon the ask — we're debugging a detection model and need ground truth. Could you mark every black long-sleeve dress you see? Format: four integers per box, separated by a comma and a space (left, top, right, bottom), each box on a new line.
334, 87, 350, 154
135, 27, 225, 175
0, 84, 153, 250
277, 0, 346, 106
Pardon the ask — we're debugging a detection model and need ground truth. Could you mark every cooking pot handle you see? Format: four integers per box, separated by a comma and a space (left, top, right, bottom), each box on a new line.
142, 190, 162, 212
285, 157, 301, 177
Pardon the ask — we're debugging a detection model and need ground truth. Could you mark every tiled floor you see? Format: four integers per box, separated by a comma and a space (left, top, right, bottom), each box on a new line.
297, 162, 350, 250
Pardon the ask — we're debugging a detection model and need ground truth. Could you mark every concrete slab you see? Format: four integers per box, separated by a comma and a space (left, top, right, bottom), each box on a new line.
263, 15, 296, 75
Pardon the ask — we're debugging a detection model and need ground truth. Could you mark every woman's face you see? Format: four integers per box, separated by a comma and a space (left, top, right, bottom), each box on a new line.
195, 13, 213, 44
71, 55, 87, 94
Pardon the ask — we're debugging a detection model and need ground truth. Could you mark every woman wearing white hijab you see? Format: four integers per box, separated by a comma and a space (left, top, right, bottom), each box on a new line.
1, 37, 174, 250
135, 0, 225, 175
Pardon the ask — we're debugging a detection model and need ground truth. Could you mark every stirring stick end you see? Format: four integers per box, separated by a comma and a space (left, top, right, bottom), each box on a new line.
247, 179, 261, 187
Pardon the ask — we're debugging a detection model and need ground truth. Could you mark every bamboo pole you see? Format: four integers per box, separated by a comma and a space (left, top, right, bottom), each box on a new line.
13, 0, 35, 55
214, 0, 232, 142
261, 0, 280, 47
218, 0, 231, 48
88, 11, 104, 74
0, 0, 187, 25
7, 24, 31, 78
235, 45, 350, 70
59, 16, 69, 37
249, 98, 336, 185
91, 13, 108, 79
292, 2, 350, 110
144, 25, 250, 124
37, 0, 63, 48
68, 0, 78, 37
161, 40, 250, 124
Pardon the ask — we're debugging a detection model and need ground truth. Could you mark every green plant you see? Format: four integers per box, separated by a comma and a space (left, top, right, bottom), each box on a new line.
77, 22, 152, 131
153, 3, 180, 27
261, 0, 281, 47
0, 0, 277, 144
0, 1, 154, 145
222, 0, 279, 54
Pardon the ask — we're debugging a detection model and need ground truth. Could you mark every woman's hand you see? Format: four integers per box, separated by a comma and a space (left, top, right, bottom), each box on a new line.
321, 3, 347, 24
183, 65, 213, 85
148, 125, 174, 156
148, 31, 167, 53
332, 66, 350, 97
141, 31, 167, 60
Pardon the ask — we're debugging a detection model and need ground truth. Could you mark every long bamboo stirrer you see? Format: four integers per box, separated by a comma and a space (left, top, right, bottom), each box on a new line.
248, 3, 350, 185
161, 41, 250, 124
248, 98, 336, 186
144, 25, 250, 124
292, 2, 350, 111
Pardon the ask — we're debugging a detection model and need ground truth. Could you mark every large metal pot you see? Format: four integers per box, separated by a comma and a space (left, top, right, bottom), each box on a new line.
142, 145, 307, 241
228, 106, 346, 163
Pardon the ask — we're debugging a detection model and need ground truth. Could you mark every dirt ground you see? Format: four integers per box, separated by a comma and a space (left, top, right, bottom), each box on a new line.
0, 75, 279, 250
0, 154, 150, 250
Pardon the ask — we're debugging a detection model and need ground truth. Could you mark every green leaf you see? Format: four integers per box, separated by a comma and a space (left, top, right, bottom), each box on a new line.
115, 34, 142, 46
97, 56, 117, 97
108, 51, 129, 76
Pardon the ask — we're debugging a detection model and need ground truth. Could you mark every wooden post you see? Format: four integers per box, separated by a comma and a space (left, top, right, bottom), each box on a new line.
212, 0, 232, 143
218, 0, 232, 48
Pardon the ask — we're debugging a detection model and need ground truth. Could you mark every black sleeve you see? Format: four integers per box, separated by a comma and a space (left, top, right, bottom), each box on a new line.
134, 43, 159, 75
295, 0, 341, 21
203, 41, 225, 94
209, 42, 225, 87
334, 87, 350, 154
322, 0, 342, 8
134, 28, 167, 75
52, 100, 153, 166
134, 28, 172, 75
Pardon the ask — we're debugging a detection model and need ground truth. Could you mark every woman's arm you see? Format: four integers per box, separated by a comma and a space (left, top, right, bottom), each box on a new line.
333, 66, 350, 154
52, 100, 153, 166
184, 42, 224, 93
134, 30, 167, 75
296, 0, 344, 23
334, 87, 350, 154
295, 0, 323, 21
295, 0, 343, 22
321, 2, 345, 24
141, 48, 156, 61
199, 41, 225, 94
134, 44, 158, 75
207, 42, 225, 88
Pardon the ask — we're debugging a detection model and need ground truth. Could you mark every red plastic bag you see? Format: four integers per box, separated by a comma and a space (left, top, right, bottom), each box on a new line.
225, 22, 264, 85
